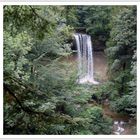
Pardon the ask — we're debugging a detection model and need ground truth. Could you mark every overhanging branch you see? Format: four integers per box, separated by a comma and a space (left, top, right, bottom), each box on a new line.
4, 83, 49, 116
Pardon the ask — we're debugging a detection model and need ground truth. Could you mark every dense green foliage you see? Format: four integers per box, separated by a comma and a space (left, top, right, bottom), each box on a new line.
106, 6, 136, 118
76, 6, 111, 41
4, 5, 136, 135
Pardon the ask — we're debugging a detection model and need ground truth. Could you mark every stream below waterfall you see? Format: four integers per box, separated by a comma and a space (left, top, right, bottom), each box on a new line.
102, 102, 136, 135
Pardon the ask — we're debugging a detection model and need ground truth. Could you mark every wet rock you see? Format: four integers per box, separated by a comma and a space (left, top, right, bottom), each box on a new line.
113, 120, 125, 135
114, 121, 119, 125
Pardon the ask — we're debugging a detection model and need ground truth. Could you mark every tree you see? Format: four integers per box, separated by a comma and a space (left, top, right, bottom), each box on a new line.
4, 5, 74, 134
106, 6, 136, 117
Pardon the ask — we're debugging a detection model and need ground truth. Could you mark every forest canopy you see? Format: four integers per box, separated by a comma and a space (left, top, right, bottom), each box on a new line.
3, 5, 136, 135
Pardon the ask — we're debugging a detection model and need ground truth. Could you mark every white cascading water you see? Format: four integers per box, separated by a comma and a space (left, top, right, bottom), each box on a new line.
74, 33, 99, 84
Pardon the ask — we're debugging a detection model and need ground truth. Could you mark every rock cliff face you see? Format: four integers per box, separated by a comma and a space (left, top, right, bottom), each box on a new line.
71, 27, 106, 51
92, 39, 105, 51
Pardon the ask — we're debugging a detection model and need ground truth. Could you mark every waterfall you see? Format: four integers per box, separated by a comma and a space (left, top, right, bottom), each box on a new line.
74, 33, 99, 84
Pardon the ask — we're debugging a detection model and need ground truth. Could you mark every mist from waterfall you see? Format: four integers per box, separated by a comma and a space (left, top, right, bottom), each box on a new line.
74, 33, 99, 84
